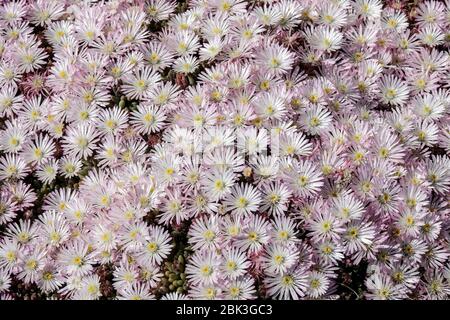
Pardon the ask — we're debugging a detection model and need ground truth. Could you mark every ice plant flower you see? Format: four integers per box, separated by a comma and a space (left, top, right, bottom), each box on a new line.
0, 0, 449, 301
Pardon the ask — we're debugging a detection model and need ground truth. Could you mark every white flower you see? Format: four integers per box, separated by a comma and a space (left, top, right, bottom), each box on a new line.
186, 250, 221, 286
306, 271, 330, 298
260, 182, 292, 216
137, 225, 173, 266
366, 272, 406, 300
285, 160, 324, 198
262, 243, 299, 274
304, 26, 343, 52
224, 277, 256, 300
22, 133, 55, 165
224, 183, 262, 216
122, 67, 161, 100
264, 267, 308, 300
221, 248, 251, 279
36, 159, 59, 184
188, 216, 220, 251
379, 75, 410, 106
353, 0, 383, 20
255, 42, 295, 74
63, 124, 100, 160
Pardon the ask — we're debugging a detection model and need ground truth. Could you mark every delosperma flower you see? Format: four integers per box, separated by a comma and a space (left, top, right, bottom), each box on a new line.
0, 0, 449, 302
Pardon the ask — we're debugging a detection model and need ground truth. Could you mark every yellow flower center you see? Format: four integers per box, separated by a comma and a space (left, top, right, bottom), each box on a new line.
147, 242, 158, 253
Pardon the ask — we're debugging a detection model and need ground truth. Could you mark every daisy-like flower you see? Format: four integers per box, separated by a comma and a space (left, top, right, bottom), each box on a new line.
186, 250, 221, 286
353, 0, 383, 20
265, 267, 308, 300
199, 38, 224, 61
300, 105, 333, 135
379, 75, 410, 106
139, 263, 163, 289
304, 26, 344, 52
237, 127, 268, 156
418, 26, 444, 47
423, 272, 450, 300
21, 133, 55, 165
0, 193, 17, 226
113, 262, 139, 291
425, 155, 450, 194
253, 92, 286, 120
5, 219, 38, 245
58, 241, 96, 277
224, 183, 262, 216
0, 61, 22, 88
255, 43, 295, 74
254, 4, 282, 26
137, 225, 173, 266
373, 126, 405, 163
43, 188, 78, 214
382, 11, 408, 32
92, 224, 117, 253
221, 248, 250, 280
308, 212, 344, 243
117, 221, 149, 252
279, 131, 313, 158
0, 0, 27, 24
62, 124, 100, 160
306, 271, 330, 299
415, 120, 439, 147
37, 264, 64, 293
36, 159, 59, 184
235, 216, 271, 253
0, 268, 11, 292
150, 82, 180, 106
318, 3, 348, 29
395, 209, 425, 238
343, 221, 376, 254
7, 181, 37, 211
330, 192, 365, 221
189, 283, 222, 300
0, 153, 29, 180
15, 43, 49, 73
75, 275, 102, 300
18, 95, 49, 129
17, 249, 46, 284
96, 107, 129, 136
122, 67, 161, 100
202, 168, 236, 201
260, 182, 292, 216
270, 215, 298, 245
29, 0, 65, 26
145, 0, 177, 22
0, 120, 28, 153
158, 190, 189, 225
59, 156, 82, 179
285, 160, 324, 198
161, 292, 190, 300
0, 86, 23, 118
167, 30, 201, 56
0, 239, 21, 271
224, 277, 256, 300
117, 283, 155, 300
262, 243, 299, 274
188, 216, 221, 251
365, 271, 406, 300
412, 93, 445, 120
173, 55, 200, 74
390, 263, 420, 292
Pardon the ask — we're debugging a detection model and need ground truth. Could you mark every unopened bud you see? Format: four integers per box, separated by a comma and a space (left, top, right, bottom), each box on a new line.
243, 166, 252, 178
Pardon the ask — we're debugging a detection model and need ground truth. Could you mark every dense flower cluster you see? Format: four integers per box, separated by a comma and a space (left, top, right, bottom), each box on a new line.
0, 0, 450, 300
